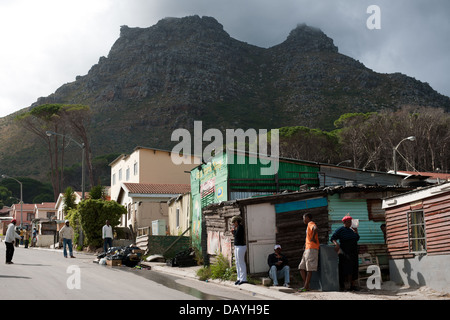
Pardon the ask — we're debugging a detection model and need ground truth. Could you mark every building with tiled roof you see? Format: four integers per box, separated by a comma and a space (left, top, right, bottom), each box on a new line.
110, 146, 199, 232
34, 202, 57, 220
121, 183, 191, 196
11, 203, 36, 228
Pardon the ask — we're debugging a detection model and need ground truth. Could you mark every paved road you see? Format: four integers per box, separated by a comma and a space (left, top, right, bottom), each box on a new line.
0, 245, 270, 300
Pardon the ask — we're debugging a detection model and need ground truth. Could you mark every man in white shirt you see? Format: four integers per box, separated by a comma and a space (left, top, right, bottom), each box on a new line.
5, 219, 21, 264
102, 220, 113, 253
59, 220, 75, 258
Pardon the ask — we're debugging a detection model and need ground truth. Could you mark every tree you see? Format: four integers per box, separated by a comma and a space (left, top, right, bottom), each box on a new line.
15, 104, 66, 200
89, 185, 105, 200
0, 186, 13, 208
77, 199, 126, 248
15, 104, 93, 200
59, 104, 95, 189
63, 186, 77, 217
0, 177, 53, 204
334, 106, 450, 172
277, 126, 340, 164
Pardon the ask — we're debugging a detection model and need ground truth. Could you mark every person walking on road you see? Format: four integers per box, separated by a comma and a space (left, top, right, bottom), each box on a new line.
102, 220, 113, 253
5, 219, 21, 264
59, 220, 75, 258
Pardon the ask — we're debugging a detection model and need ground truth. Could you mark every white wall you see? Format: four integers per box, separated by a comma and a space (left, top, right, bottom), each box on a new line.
389, 255, 450, 294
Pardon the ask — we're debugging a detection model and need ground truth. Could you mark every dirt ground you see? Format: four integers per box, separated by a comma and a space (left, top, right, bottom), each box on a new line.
288, 281, 450, 300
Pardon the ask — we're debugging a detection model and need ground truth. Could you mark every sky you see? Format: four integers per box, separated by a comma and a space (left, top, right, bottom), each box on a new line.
0, 0, 449, 118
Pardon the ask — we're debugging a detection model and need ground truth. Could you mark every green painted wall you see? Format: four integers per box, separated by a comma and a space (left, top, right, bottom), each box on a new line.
190, 151, 321, 251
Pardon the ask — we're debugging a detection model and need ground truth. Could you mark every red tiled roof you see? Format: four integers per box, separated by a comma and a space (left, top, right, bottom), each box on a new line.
399, 171, 450, 180
11, 203, 35, 211
35, 202, 56, 208
123, 183, 191, 195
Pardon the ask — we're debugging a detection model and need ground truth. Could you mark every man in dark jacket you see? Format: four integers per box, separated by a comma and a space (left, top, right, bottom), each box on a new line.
267, 244, 290, 287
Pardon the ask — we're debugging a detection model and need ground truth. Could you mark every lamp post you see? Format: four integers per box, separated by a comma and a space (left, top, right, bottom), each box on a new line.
46, 131, 85, 200
336, 159, 352, 166
393, 136, 416, 174
2, 174, 23, 229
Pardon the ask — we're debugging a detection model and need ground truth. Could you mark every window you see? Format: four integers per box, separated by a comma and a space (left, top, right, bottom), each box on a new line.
176, 208, 180, 229
134, 162, 138, 176
407, 210, 427, 254
112, 173, 116, 185
126, 167, 130, 181
119, 169, 122, 181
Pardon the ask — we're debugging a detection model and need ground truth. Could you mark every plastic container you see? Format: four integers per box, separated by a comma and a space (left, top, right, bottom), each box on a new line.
351, 219, 359, 228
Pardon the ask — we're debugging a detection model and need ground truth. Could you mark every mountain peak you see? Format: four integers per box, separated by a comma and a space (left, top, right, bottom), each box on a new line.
278, 23, 338, 53
117, 15, 229, 45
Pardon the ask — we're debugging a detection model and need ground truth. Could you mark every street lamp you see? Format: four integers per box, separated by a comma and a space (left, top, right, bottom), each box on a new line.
2, 174, 23, 229
393, 136, 416, 174
46, 131, 85, 200
336, 159, 352, 166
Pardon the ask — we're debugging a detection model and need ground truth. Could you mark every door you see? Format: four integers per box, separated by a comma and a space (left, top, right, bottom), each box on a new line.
245, 203, 276, 273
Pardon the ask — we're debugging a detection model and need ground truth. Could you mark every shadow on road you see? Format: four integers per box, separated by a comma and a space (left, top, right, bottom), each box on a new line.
13, 263, 51, 267
0, 275, 31, 279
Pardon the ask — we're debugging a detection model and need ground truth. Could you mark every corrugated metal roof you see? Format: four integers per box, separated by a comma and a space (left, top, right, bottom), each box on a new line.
275, 197, 327, 213
123, 183, 191, 195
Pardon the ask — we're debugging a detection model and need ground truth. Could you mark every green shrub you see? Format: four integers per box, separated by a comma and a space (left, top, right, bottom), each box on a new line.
210, 253, 236, 281
196, 266, 211, 281
77, 199, 126, 248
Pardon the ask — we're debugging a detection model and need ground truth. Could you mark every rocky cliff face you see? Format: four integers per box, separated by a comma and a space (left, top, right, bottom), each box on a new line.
2, 15, 449, 178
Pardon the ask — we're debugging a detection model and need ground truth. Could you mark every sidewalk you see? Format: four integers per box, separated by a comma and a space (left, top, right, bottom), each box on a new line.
140, 261, 306, 300
139, 261, 450, 300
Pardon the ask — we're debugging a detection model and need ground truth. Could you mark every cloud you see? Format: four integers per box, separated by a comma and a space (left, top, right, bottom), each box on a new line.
0, 0, 448, 117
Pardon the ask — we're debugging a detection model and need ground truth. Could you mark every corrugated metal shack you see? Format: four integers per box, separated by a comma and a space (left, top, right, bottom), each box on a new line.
193, 151, 429, 279
202, 185, 411, 279
202, 201, 240, 266
382, 182, 450, 293
190, 150, 320, 252
318, 164, 428, 188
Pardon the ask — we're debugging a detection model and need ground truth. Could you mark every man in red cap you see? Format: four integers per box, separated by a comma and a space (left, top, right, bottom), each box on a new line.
4, 219, 21, 264
330, 214, 360, 291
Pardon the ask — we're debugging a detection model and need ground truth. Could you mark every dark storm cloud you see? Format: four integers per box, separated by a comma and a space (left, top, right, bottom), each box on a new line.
1, 0, 448, 117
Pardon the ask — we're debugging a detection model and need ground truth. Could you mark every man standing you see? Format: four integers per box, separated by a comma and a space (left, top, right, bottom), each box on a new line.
59, 220, 75, 258
231, 215, 247, 285
31, 228, 37, 247
267, 244, 290, 287
5, 219, 21, 264
331, 214, 360, 291
102, 220, 113, 253
298, 213, 319, 292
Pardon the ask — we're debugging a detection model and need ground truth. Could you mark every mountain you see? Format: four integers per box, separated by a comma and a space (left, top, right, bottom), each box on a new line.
1, 15, 449, 181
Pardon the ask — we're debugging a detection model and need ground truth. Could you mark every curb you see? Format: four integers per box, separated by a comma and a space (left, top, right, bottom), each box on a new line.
141, 262, 305, 300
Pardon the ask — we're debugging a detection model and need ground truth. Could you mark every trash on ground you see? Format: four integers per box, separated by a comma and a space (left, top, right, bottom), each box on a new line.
146, 254, 165, 262
167, 248, 197, 267
96, 245, 144, 268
